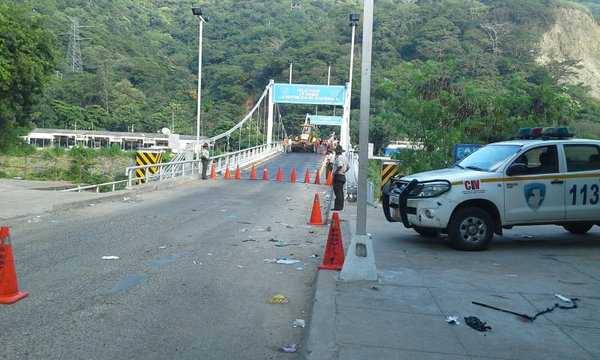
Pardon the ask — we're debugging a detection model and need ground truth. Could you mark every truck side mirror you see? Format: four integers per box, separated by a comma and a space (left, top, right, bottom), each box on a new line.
506, 163, 528, 176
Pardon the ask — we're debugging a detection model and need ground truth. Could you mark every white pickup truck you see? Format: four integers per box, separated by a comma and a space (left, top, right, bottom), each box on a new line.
382, 127, 600, 250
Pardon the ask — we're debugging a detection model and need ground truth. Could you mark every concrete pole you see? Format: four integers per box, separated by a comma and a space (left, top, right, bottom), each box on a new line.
195, 18, 204, 159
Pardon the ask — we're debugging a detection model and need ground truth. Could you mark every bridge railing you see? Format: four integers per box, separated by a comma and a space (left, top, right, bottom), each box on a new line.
61, 143, 280, 193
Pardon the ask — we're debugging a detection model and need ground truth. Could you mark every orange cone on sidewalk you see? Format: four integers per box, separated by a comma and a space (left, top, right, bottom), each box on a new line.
308, 194, 324, 225
235, 165, 241, 180
276, 167, 283, 182
250, 164, 257, 180
326, 171, 333, 186
224, 165, 231, 179
290, 167, 297, 183
210, 164, 217, 179
319, 212, 345, 270
304, 169, 310, 183
0, 226, 29, 304
262, 166, 269, 180
314, 170, 321, 185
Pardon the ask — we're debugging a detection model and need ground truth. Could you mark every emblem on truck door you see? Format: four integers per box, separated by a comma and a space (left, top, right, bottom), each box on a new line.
524, 183, 546, 210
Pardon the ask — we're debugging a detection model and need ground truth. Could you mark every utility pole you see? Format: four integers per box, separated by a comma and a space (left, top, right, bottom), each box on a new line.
67, 18, 83, 72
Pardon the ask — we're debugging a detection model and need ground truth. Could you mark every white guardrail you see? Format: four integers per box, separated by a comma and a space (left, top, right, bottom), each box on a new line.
62, 143, 281, 193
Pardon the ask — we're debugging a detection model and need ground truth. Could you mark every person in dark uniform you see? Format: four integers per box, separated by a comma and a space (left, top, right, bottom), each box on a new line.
331, 145, 349, 211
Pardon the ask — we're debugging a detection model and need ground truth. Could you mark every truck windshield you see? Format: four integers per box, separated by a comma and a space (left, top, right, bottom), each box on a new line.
457, 144, 522, 172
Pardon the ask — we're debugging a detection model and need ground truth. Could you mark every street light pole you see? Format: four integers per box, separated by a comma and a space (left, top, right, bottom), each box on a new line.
288, 60, 293, 84
192, 6, 207, 159
342, 14, 359, 152
327, 61, 332, 86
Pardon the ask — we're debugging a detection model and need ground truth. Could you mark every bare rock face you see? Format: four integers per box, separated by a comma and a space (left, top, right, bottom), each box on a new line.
538, 6, 600, 98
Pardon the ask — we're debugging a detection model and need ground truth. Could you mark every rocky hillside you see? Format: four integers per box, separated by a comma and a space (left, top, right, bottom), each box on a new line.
539, 6, 600, 98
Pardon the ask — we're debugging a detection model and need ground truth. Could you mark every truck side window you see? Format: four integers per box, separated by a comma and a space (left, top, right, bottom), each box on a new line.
564, 145, 600, 172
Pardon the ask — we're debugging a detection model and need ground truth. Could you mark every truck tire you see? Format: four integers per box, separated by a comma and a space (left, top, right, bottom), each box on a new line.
413, 226, 440, 237
562, 222, 594, 234
448, 207, 493, 251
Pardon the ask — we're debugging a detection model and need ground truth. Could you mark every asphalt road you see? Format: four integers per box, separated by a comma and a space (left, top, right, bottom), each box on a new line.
1, 153, 331, 360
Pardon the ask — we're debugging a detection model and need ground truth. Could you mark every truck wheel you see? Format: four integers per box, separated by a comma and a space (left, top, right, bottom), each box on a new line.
563, 223, 594, 234
448, 207, 493, 251
413, 227, 440, 237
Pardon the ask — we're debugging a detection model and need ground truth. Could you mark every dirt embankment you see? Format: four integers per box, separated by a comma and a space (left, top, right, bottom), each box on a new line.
538, 6, 600, 99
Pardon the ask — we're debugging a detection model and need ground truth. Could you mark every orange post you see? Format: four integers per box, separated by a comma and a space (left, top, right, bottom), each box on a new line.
290, 167, 297, 183
276, 167, 283, 182
210, 164, 217, 179
304, 169, 310, 183
250, 164, 257, 180
0, 226, 29, 304
308, 194, 324, 225
262, 166, 269, 180
235, 165, 241, 180
326, 171, 333, 186
314, 170, 321, 185
319, 212, 345, 270
224, 165, 231, 179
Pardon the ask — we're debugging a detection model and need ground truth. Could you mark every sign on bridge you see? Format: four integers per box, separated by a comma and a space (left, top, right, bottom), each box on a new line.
272, 83, 346, 105
308, 115, 343, 126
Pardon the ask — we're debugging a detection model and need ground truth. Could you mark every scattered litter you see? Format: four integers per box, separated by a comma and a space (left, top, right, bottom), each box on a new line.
193, 260, 202, 265
370, 286, 379, 291
273, 241, 287, 247
158, 246, 167, 249
521, 235, 533, 239
472, 297, 580, 322
220, 209, 227, 212
101, 256, 120, 260
207, 253, 212, 256
555, 294, 572, 303
310, 254, 319, 258
50, 220, 60, 224
236, 265, 244, 269
269, 294, 288, 304
464, 316, 491, 332
88, 203, 96, 207
237, 221, 252, 224
242, 239, 256, 242
28, 216, 42, 223
505, 274, 519, 278
276, 259, 300, 265
264, 258, 278, 263
292, 319, 305, 328
308, 230, 315, 234
295, 267, 304, 271
446, 316, 460, 325
492, 263, 500, 266
280, 343, 297, 353
239, 228, 248, 232
266, 226, 272, 232
285, 197, 292, 202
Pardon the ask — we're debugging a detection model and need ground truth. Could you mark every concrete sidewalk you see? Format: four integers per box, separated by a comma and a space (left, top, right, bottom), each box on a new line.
304, 204, 600, 360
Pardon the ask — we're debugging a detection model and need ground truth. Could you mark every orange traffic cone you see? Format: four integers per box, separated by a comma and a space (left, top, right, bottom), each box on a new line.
304, 169, 311, 183
235, 165, 241, 180
326, 171, 333, 186
290, 167, 297, 183
308, 194, 324, 225
262, 166, 269, 180
319, 212, 345, 270
224, 165, 231, 179
314, 170, 321, 185
0, 226, 29, 304
250, 164, 257, 180
210, 164, 217, 179
276, 167, 283, 182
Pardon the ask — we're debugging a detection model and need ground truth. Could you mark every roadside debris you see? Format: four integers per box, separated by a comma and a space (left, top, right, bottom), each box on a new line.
280, 343, 297, 353
101, 256, 119, 260
472, 296, 580, 322
269, 294, 288, 304
464, 316, 491, 332
276, 259, 300, 265
292, 319, 305, 328
445, 316, 460, 325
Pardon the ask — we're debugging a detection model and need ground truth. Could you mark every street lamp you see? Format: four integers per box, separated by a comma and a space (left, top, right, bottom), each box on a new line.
327, 60, 332, 85
192, 6, 208, 159
288, 60, 293, 84
341, 13, 359, 152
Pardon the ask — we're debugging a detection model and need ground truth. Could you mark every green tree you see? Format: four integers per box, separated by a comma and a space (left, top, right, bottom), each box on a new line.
0, 2, 56, 152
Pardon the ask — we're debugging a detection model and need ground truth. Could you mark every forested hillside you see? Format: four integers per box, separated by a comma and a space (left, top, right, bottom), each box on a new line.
2, 0, 600, 170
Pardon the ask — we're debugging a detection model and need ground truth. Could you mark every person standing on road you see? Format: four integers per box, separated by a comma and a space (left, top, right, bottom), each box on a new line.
201, 142, 211, 180
331, 145, 349, 211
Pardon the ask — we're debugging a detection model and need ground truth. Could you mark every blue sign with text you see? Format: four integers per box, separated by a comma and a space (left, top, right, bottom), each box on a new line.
453, 144, 482, 163
308, 115, 343, 126
273, 84, 346, 105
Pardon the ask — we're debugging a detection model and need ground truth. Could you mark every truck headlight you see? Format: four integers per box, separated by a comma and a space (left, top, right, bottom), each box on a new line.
410, 181, 451, 198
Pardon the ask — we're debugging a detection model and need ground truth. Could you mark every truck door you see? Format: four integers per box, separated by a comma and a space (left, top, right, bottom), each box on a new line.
563, 144, 600, 219
504, 145, 565, 222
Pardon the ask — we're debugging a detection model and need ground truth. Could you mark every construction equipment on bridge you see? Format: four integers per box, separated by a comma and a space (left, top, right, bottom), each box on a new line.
0, 226, 29, 304
291, 117, 317, 153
